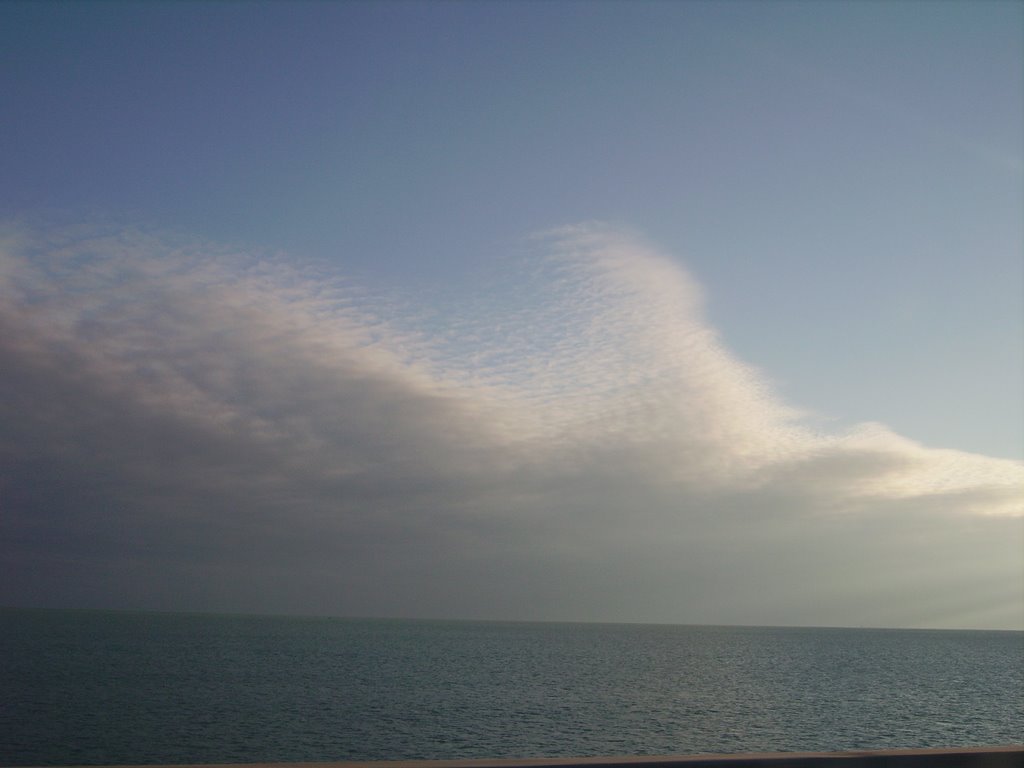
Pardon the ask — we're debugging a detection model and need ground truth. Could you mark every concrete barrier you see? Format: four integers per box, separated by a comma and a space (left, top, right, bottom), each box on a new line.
49, 748, 1024, 768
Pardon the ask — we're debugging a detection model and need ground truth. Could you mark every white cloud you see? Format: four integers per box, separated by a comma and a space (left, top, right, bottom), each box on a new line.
1, 220, 1021, 627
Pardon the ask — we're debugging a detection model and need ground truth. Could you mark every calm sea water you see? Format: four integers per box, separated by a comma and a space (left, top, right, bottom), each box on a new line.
1, 610, 1022, 766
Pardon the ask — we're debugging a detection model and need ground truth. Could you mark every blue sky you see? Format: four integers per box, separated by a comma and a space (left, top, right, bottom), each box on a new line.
1, 1, 1022, 628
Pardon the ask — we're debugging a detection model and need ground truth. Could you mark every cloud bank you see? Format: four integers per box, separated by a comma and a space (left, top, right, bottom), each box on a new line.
1, 222, 1021, 628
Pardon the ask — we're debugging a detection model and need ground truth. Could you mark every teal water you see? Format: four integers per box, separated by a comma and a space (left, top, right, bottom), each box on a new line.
1, 609, 1022, 765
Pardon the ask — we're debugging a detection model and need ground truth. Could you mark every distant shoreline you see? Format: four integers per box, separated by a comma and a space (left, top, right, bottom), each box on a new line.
3, 606, 1023, 634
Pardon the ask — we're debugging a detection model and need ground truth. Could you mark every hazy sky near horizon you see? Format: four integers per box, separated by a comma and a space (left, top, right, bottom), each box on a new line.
1, 1, 1022, 629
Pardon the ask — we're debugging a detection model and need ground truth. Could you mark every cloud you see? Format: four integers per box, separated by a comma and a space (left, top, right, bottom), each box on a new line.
1, 221, 1021, 628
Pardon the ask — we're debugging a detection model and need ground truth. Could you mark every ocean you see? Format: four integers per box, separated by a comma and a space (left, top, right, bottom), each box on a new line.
1, 609, 1021, 766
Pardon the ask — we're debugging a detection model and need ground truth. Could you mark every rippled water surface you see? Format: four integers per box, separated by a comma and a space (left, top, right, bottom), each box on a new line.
2, 610, 1022, 765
